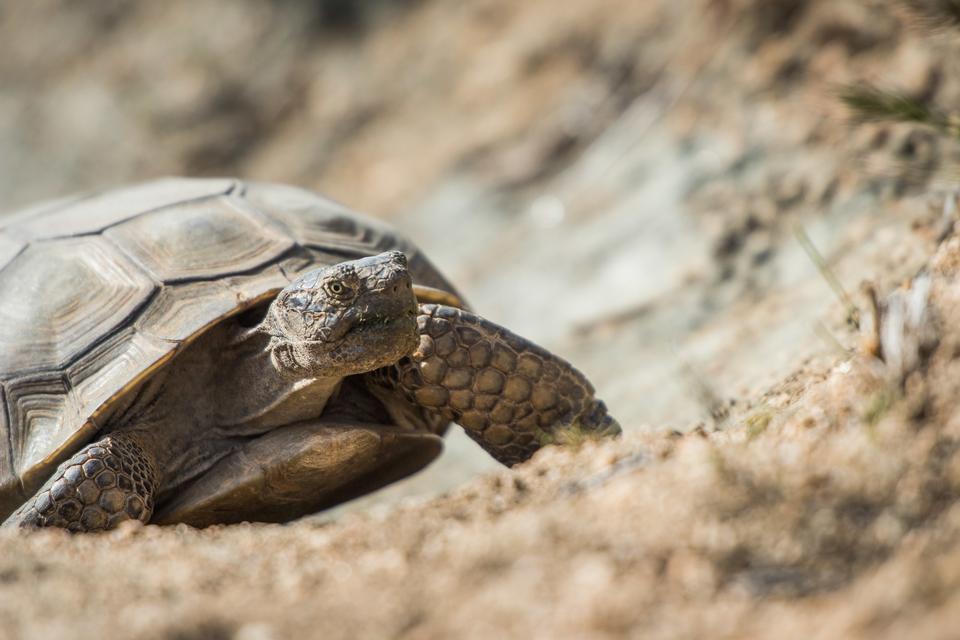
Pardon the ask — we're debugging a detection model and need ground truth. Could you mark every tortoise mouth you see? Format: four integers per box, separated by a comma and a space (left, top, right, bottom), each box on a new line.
347, 311, 416, 337
293, 312, 416, 346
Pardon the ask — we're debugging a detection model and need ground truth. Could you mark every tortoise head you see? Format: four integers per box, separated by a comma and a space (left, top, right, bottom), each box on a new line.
265, 251, 418, 378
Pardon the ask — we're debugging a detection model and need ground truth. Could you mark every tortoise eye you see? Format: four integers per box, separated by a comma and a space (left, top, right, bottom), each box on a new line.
325, 280, 353, 298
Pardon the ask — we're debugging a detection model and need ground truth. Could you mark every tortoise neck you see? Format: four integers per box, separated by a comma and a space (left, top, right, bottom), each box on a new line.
214, 324, 342, 433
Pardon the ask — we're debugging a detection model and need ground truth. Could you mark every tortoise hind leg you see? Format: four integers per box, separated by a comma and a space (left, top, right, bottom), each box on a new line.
3, 432, 158, 532
380, 304, 621, 466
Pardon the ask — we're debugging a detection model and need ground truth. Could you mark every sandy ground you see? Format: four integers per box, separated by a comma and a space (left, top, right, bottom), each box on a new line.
5, 227, 960, 638
2, 0, 960, 637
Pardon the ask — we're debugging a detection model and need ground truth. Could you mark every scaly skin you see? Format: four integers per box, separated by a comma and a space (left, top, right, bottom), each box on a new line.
380, 304, 620, 465
6, 433, 157, 531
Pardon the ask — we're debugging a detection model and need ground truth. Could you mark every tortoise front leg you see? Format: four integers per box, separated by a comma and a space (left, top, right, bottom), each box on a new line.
381, 304, 620, 466
3, 432, 157, 532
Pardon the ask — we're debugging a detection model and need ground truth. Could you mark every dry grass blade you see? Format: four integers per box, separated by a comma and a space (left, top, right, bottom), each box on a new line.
839, 84, 958, 139
794, 224, 861, 328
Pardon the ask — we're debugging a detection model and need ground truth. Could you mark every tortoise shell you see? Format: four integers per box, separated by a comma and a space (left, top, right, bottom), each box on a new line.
0, 178, 457, 519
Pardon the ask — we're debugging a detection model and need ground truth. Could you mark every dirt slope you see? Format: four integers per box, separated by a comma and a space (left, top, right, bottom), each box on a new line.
5, 233, 960, 638
2, 0, 960, 638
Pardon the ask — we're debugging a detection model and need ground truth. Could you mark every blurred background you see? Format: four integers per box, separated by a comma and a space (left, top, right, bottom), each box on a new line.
1, 0, 958, 505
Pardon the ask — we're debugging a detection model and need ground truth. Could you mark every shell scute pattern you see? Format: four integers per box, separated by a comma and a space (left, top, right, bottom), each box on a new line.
103, 195, 295, 283
0, 177, 238, 241
0, 237, 156, 375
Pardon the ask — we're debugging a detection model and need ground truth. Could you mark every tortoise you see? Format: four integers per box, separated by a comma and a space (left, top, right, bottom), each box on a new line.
0, 178, 619, 532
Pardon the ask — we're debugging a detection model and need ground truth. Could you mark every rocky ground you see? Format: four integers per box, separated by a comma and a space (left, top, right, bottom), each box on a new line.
2, 0, 960, 638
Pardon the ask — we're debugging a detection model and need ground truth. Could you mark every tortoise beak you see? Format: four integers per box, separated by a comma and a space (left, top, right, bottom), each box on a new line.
151, 424, 442, 527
